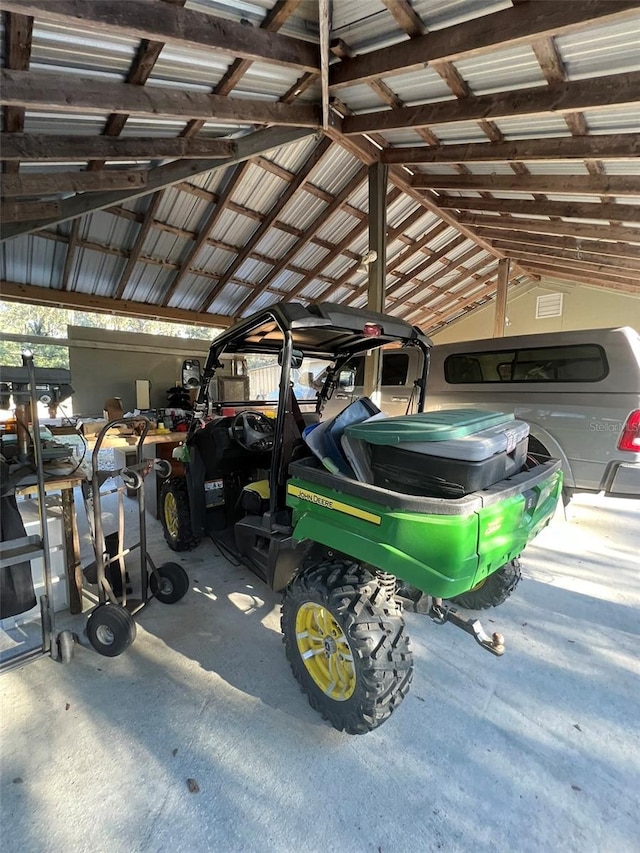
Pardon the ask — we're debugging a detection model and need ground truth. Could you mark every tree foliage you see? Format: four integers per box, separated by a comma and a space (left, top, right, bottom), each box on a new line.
0, 301, 220, 369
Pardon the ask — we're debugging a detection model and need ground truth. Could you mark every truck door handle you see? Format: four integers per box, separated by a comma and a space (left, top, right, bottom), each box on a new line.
335, 393, 349, 399
391, 396, 409, 402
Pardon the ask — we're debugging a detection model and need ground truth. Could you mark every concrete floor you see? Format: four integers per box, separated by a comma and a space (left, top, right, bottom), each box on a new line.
1, 491, 638, 853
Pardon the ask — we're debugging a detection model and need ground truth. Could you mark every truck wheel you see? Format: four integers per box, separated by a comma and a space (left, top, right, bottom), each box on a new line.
160, 478, 200, 551
450, 558, 522, 610
281, 560, 413, 735
526, 438, 571, 506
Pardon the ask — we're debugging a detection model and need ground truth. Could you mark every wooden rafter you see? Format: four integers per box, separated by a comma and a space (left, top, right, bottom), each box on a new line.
2, 11, 33, 175
234, 165, 369, 316
516, 262, 640, 293
0, 70, 319, 127
399, 258, 501, 321
342, 71, 640, 135
391, 246, 486, 311
502, 246, 640, 274
435, 197, 640, 222
385, 235, 470, 301
161, 165, 248, 307
60, 220, 80, 291
1, 1, 319, 73
381, 134, 640, 164
0, 134, 236, 162
0, 280, 233, 327
456, 214, 640, 244
114, 191, 164, 300
182, 0, 306, 138
486, 232, 640, 260
411, 175, 640, 197
329, 1, 636, 89
1, 170, 148, 197
199, 136, 333, 312
0, 125, 317, 240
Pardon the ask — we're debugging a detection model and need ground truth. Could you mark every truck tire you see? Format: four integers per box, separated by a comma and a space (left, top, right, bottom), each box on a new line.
160, 477, 200, 552
450, 558, 522, 610
281, 560, 413, 735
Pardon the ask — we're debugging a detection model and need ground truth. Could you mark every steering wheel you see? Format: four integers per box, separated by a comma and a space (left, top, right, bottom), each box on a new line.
229, 410, 275, 452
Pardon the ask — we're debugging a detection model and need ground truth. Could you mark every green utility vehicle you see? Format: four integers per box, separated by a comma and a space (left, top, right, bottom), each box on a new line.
160, 302, 562, 734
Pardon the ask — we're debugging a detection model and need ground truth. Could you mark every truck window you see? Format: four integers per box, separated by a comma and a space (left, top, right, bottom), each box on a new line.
445, 344, 608, 384
349, 353, 409, 386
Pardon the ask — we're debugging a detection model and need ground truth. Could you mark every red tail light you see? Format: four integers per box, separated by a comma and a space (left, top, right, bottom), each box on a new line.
618, 410, 640, 452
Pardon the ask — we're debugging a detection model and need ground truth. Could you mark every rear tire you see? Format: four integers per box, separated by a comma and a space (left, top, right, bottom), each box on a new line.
281, 560, 413, 734
160, 477, 200, 551
450, 558, 522, 610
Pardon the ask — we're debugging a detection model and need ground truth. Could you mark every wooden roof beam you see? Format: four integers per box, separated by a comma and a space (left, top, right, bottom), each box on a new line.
2, 11, 32, 175
1, 69, 320, 127
0, 133, 237, 161
487, 232, 640, 260
0, 280, 234, 327
329, 1, 637, 89
411, 174, 640, 197
503, 247, 640, 274
398, 258, 500, 321
457, 214, 640, 244
182, 0, 305, 138
2, 1, 319, 72
343, 71, 640, 135
381, 134, 640, 165
516, 262, 640, 293
435, 197, 640, 222
1, 169, 148, 197
0, 125, 317, 240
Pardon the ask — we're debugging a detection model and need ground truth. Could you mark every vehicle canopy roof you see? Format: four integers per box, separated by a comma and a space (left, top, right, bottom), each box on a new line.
207, 302, 432, 361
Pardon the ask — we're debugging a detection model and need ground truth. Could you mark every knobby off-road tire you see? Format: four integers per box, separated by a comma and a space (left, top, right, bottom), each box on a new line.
281, 560, 413, 735
160, 477, 200, 552
450, 558, 522, 610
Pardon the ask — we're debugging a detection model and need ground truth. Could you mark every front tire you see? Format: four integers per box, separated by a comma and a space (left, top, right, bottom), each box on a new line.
449, 559, 522, 610
281, 560, 413, 735
160, 477, 200, 551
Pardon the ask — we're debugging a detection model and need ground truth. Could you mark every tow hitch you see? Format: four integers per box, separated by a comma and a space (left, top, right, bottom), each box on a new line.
397, 590, 505, 656
429, 599, 505, 656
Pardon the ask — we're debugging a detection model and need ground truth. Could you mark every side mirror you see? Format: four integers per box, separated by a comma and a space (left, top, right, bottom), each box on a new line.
182, 359, 202, 388
278, 348, 304, 369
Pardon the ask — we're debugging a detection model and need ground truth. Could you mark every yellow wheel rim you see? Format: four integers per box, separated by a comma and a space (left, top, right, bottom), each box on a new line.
469, 576, 487, 592
295, 602, 356, 701
164, 492, 179, 539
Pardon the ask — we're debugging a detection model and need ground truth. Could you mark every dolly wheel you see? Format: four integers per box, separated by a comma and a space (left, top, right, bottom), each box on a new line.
86, 604, 136, 657
57, 630, 75, 664
449, 559, 522, 610
281, 560, 413, 735
150, 562, 190, 604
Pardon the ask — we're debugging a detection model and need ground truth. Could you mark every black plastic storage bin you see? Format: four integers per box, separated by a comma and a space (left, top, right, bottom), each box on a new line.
370, 434, 529, 498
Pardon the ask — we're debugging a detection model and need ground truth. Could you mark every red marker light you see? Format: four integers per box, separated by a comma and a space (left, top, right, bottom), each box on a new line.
363, 323, 382, 337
